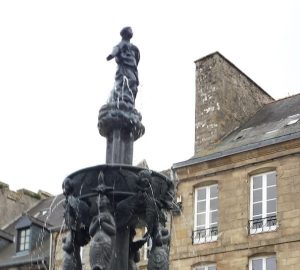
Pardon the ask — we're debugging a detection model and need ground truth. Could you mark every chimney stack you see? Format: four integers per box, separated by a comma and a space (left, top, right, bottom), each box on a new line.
194, 52, 273, 156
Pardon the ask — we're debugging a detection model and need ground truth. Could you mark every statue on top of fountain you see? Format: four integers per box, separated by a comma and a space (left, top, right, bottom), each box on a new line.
107, 26, 140, 105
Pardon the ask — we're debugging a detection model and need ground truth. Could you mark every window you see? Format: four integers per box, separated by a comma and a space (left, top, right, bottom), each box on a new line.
194, 264, 216, 270
249, 256, 276, 270
17, 228, 31, 252
286, 118, 299, 125
249, 171, 277, 234
286, 114, 300, 126
194, 184, 218, 243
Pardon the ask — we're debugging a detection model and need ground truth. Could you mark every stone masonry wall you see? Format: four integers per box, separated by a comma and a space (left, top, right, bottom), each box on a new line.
194, 52, 274, 156
171, 140, 300, 269
0, 183, 47, 229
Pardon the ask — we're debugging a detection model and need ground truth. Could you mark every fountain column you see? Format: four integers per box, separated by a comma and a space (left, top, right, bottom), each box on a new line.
98, 100, 144, 270
98, 26, 144, 270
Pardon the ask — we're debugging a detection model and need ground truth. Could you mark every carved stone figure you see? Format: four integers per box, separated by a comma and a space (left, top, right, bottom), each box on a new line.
107, 26, 140, 104
147, 228, 170, 270
64, 195, 90, 231
128, 229, 148, 270
89, 195, 116, 270
115, 170, 160, 237
62, 177, 91, 270
62, 231, 82, 270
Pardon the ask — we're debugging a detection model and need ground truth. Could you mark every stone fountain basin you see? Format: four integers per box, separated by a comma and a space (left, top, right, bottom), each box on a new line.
65, 164, 174, 214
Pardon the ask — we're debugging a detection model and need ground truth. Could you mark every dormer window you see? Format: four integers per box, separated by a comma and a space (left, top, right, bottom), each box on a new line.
33, 209, 48, 218
286, 118, 299, 126
285, 114, 300, 126
17, 227, 31, 252
14, 215, 49, 254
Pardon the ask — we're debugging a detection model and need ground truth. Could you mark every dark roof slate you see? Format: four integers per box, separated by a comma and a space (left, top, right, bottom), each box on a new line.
174, 93, 300, 168
27, 193, 65, 229
0, 230, 13, 243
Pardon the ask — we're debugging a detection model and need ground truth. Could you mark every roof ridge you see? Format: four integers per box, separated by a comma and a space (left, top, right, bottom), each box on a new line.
266, 92, 300, 105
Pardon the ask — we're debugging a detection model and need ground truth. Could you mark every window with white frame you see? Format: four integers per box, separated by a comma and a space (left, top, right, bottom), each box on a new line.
194, 264, 217, 270
194, 184, 218, 244
17, 227, 31, 252
249, 256, 276, 270
249, 171, 277, 234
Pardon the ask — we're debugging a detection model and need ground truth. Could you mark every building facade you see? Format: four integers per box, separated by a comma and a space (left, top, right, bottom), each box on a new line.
170, 52, 300, 270
0, 192, 64, 270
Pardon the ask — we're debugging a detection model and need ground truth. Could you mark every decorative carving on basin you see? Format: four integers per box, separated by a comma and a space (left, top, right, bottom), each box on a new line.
62, 165, 174, 270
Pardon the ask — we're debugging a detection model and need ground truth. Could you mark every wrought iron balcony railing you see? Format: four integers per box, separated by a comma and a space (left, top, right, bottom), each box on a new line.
248, 215, 277, 234
192, 226, 218, 244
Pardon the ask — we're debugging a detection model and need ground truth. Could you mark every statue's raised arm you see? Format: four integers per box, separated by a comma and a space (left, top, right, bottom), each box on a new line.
107, 27, 140, 105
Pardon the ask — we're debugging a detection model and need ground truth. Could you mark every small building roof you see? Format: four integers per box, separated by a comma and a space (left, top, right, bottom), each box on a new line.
0, 230, 13, 243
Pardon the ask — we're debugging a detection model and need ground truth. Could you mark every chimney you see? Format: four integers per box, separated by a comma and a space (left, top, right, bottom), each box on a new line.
194, 52, 273, 156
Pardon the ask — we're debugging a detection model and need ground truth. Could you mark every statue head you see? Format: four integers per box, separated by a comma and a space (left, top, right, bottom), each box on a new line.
98, 195, 111, 211
62, 178, 73, 196
138, 170, 152, 188
120, 26, 133, 40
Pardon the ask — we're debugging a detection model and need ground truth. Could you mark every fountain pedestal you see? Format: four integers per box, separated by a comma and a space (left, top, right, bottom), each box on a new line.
98, 101, 145, 165
98, 101, 145, 270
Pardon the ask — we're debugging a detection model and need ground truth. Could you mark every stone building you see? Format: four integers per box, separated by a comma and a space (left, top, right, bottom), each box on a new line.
170, 52, 300, 270
0, 192, 64, 270
1, 52, 299, 270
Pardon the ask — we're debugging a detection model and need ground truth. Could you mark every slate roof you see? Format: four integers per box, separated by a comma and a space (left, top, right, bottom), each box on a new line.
0, 194, 65, 268
0, 231, 13, 243
174, 93, 300, 168
26, 193, 65, 229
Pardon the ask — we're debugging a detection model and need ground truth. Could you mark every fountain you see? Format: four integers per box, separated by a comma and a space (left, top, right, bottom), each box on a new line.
61, 27, 175, 270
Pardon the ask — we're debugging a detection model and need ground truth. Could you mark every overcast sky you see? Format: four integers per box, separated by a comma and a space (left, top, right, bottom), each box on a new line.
0, 0, 299, 195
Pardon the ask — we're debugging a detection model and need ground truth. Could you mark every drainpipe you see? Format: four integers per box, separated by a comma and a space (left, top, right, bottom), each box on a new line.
49, 231, 53, 270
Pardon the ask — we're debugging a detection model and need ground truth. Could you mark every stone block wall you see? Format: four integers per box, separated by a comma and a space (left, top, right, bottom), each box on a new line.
0, 183, 48, 229
171, 140, 300, 269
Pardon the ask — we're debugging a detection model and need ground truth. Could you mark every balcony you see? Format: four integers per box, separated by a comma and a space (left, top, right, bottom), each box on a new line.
192, 226, 218, 244
248, 215, 277, 234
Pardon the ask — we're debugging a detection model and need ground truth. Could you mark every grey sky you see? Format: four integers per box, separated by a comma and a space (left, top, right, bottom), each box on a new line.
0, 0, 299, 194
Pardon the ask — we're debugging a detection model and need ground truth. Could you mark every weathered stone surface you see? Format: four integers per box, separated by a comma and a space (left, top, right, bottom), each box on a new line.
194, 52, 274, 156
171, 141, 300, 269
0, 185, 49, 228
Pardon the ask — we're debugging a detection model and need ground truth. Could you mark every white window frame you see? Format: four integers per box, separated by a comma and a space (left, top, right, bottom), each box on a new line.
249, 255, 276, 270
250, 171, 277, 234
18, 227, 31, 252
194, 184, 218, 244
194, 263, 217, 270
